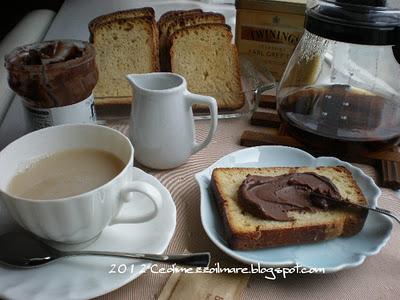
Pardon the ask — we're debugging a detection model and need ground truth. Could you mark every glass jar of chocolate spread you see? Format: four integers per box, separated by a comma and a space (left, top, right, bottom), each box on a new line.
5, 40, 98, 129
277, 0, 400, 153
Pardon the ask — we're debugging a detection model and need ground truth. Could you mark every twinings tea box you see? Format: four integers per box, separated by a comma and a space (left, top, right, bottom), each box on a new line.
235, 0, 307, 80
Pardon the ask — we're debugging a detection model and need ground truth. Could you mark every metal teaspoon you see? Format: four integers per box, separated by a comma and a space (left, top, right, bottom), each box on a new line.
0, 231, 210, 268
310, 191, 400, 224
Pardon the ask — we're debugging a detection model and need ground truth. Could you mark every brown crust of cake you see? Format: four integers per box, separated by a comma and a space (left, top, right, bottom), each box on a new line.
158, 9, 203, 27
88, 7, 155, 36
210, 167, 368, 250
169, 23, 234, 43
149, 18, 160, 71
94, 97, 132, 106
166, 12, 225, 38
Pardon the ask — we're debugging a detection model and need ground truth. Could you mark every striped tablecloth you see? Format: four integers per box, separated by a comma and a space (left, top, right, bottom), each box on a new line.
97, 117, 400, 300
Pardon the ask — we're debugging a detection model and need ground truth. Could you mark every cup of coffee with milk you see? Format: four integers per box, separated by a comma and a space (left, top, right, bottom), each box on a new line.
0, 124, 163, 244
1, 39, 219, 243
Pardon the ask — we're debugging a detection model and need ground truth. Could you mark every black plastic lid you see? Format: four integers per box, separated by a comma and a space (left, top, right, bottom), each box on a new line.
305, 0, 400, 45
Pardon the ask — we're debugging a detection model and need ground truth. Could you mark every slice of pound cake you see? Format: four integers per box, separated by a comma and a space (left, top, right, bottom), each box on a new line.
170, 24, 244, 111
88, 7, 155, 37
163, 12, 225, 71
158, 9, 203, 71
210, 166, 368, 250
90, 16, 159, 103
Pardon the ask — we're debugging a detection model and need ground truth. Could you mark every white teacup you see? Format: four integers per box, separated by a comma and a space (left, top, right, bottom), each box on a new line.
0, 124, 162, 244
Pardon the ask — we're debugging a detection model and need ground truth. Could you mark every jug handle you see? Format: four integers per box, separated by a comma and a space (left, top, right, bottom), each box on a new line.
394, 27, 400, 64
393, 45, 400, 64
184, 91, 218, 154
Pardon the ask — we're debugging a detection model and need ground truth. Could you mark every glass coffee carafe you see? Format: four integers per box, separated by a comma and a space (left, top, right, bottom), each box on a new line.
277, 0, 400, 153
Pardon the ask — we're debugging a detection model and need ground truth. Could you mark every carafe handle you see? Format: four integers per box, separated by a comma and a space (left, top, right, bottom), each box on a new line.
393, 26, 400, 64
184, 91, 218, 154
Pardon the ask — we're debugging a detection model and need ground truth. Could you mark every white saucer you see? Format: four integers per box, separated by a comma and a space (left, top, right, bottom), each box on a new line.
195, 146, 393, 272
0, 167, 176, 300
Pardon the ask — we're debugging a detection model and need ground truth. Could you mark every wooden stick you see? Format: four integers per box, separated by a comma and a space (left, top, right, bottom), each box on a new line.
250, 111, 281, 128
259, 95, 276, 109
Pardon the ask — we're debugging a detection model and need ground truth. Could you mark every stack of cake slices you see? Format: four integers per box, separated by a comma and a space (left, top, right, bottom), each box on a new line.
89, 8, 244, 111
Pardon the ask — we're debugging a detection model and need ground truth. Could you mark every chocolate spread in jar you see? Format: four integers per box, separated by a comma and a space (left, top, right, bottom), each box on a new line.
238, 172, 342, 221
4, 40, 98, 109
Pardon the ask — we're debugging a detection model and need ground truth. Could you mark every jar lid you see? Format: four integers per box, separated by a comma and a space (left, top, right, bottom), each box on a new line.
4, 40, 98, 108
305, 0, 400, 45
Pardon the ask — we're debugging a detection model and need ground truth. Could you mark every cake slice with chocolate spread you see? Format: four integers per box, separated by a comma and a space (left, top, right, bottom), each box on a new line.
210, 166, 368, 250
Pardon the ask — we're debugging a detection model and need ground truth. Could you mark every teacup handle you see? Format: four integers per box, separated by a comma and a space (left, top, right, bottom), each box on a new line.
184, 91, 218, 154
110, 181, 162, 224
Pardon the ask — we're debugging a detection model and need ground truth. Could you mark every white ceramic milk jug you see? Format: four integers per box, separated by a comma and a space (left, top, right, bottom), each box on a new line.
127, 72, 218, 169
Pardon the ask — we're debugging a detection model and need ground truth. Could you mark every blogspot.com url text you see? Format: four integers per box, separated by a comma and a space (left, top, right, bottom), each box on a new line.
109, 263, 325, 280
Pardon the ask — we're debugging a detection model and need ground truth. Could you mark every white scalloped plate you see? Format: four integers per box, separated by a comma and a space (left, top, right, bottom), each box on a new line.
0, 167, 176, 300
195, 146, 393, 272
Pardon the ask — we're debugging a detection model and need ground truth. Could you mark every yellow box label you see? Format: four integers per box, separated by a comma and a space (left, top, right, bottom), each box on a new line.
236, 9, 305, 80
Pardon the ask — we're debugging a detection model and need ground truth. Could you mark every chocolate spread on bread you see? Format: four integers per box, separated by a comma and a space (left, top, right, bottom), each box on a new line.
238, 172, 342, 221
